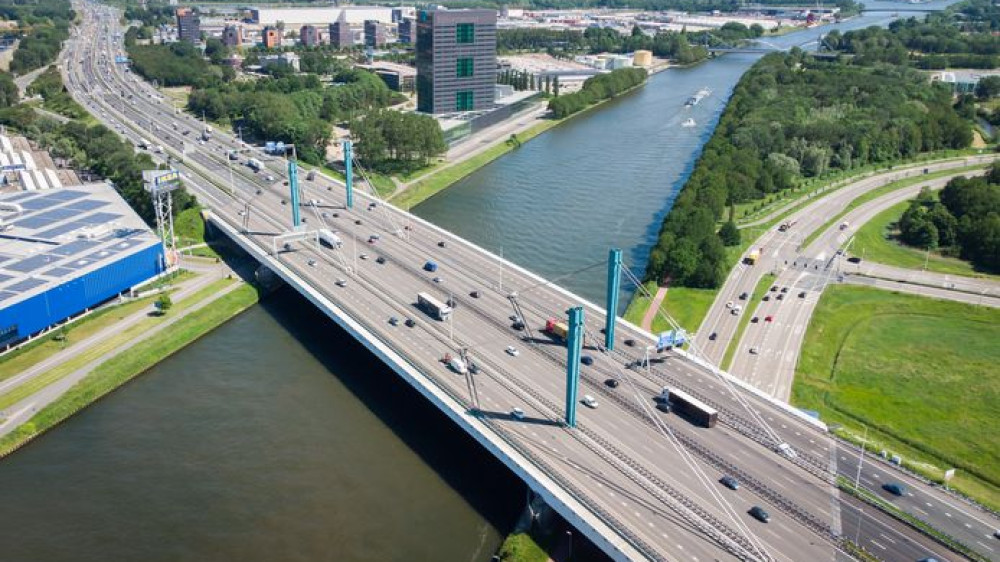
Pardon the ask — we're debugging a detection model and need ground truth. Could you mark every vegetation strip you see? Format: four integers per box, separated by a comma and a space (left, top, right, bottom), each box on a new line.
721, 273, 776, 371
0, 283, 261, 460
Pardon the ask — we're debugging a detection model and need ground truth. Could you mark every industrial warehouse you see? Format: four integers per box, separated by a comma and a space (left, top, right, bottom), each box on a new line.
0, 181, 165, 348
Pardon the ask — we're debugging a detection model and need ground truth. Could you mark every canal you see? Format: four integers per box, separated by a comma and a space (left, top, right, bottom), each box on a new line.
0, 4, 962, 560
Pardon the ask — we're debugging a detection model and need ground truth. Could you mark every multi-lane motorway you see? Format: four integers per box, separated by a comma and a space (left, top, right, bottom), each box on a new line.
61, 4, 999, 561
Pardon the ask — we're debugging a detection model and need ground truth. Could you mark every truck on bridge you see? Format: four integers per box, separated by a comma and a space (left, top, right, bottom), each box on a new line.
317, 228, 343, 249
247, 158, 263, 172
658, 387, 718, 428
545, 318, 569, 341
417, 292, 452, 321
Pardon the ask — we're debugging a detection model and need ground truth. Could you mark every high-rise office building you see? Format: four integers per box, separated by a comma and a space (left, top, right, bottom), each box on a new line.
328, 12, 353, 49
262, 26, 281, 48
222, 24, 243, 48
300, 25, 319, 47
176, 7, 200, 44
398, 18, 413, 44
416, 9, 496, 114
364, 20, 386, 48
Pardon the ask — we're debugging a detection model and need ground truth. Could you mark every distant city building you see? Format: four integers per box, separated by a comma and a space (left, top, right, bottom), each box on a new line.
249, 6, 409, 27
364, 19, 386, 48
176, 7, 200, 44
300, 25, 319, 46
329, 12, 353, 48
222, 24, 243, 48
260, 52, 300, 72
392, 8, 404, 23
262, 26, 281, 48
633, 49, 652, 67
361, 62, 416, 92
398, 18, 413, 44
416, 9, 497, 114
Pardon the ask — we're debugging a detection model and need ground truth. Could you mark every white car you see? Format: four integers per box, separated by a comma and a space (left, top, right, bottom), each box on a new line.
725, 301, 734, 309
506, 346, 519, 357
582, 395, 598, 409
335, 279, 347, 287
307, 259, 316, 267
749, 347, 759, 355
433, 276, 443, 283
511, 407, 525, 420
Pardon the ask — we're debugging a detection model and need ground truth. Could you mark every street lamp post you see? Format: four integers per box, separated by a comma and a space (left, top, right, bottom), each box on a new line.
854, 424, 869, 491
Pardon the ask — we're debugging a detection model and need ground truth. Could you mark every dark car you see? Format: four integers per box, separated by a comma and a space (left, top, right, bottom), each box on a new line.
770, 286, 778, 292
404, 318, 416, 328
470, 290, 481, 298
605, 378, 620, 388
512, 320, 525, 331
720, 476, 739, 490
749, 506, 770, 523
798, 291, 807, 298
376, 256, 386, 264
581, 355, 594, 366
847, 256, 862, 263
438, 241, 447, 248
751, 316, 759, 323
780, 287, 788, 293
883, 483, 906, 496
355, 219, 363, 225
739, 292, 749, 300
762, 295, 771, 302
708, 332, 717, 341
624, 338, 636, 347
776, 294, 784, 301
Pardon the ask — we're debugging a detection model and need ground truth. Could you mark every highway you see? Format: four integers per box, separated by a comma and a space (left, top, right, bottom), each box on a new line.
60, 4, 999, 561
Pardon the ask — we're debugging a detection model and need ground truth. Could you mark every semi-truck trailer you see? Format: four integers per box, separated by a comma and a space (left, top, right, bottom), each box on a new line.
417, 292, 452, 320
247, 158, 263, 172
317, 228, 343, 249
744, 248, 761, 265
545, 318, 569, 340
657, 387, 718, 428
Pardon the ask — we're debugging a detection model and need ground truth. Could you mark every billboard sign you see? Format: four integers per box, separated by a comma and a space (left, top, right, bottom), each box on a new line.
1, 164, 26, 172
143, 169, 182, 193
656, 330, 687, 352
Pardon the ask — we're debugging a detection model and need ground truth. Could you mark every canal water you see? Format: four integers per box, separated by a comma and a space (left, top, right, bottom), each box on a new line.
415, 6, 940, 305
0, 4, 961, 560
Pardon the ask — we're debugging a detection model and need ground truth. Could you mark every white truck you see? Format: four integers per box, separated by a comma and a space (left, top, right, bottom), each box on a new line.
247, 158, 264, 172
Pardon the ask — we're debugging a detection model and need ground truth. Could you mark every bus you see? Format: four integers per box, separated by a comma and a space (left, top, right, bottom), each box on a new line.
659, 387, 718, 428
417, 292, 452, 321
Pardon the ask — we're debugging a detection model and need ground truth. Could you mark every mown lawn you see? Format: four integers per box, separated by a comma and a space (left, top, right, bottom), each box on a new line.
793, 285, 1000, 509
623, 281, 716, 334
852, 198, 996, 279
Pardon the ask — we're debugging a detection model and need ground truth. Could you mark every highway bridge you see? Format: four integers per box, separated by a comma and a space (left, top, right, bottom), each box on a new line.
59, 4, 998, 561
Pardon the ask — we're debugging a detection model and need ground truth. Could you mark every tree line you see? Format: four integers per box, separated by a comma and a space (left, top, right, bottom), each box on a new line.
643, 50, 973, 288
186, 69, 402, 165
1, 0, 74, 76
435, 0, 860, 15
125, 27, 233, 87
897, 169, 1000, 272
548, 67, 647, 118
351, 108, 446, 174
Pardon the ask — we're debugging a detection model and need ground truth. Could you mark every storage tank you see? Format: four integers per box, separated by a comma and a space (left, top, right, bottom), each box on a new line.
633, 50, 653, 67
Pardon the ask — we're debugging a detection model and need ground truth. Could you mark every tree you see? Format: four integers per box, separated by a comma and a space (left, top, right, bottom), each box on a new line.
0, 72, 18, 109
976, 75, 1000, 99
155, 294, 173, 315
718, 221, 741, 246
553, 75, 560, 97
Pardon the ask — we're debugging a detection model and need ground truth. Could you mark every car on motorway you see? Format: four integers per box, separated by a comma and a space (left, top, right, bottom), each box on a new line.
751, 316, 759, 323
780, 287, 788, 293
355, 219, 363, 225
511, 407, 525, 420
368, 235, 379, 244
404, 318, 416, 328
582, 395, 598, 408
798, 291, 807, 298
847, 256, 862, 263
581, 355, 594, 366
376, 256, 386, 264
776, 293, 784, 300
432, 276, 443, 283
359, 253, 369, 260
776, 443, 798, 459
720, 476, 739, 490
307, 259, 316, 267
470, 290, 481, 298
725, 301, 734, 309
506, 346, 520, 357
512, 320, 525, 331
708, 332, 717, 341
438, 241, 447, 248
739, 292, 748, 300
917, 558, 941, 562
883, 482, 906, 496
762, 295, 771, 302
765, 315, 773, 322
748, 506, 770, 523
605, 378, 620, 388
624, 338, 636, 347
749, 347, 759, 354
389, 316, 399, 326
335, 279, 347, 287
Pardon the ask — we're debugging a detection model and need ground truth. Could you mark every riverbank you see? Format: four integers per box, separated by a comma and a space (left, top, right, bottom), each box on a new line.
390, 78, 650, 209
0, 272, 261, 459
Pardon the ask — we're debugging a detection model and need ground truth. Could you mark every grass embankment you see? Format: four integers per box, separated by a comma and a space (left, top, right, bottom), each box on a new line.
622, 281, 717, 334
0, 278, 238, 412
0, 282, 261, 459
793, 285, 1000, 510
801, 164, 987, 249
390, 117, 561, 209
497, 532, 548, 562
721, 273, 776, 370
175, 207, 221, 259
852, 198, 998, 279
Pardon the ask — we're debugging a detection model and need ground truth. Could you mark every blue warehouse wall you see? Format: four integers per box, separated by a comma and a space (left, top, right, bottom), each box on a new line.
0, 243, 164, 343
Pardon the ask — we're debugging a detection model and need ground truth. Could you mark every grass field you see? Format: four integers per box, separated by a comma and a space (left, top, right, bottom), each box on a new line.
793, 285, 1000, 509
852, 198, 996, 279
622, 281, 717, 334
497, 532, 548, 562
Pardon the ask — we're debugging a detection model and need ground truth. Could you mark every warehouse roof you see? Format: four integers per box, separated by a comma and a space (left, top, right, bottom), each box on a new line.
0, 182, 161, 309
